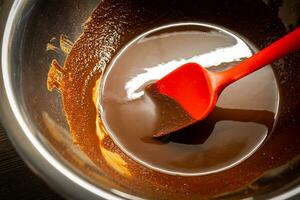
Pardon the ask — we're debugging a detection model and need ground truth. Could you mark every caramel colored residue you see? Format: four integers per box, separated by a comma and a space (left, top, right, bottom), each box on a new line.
47, 59, 63, 91
100, 148, 131, 177
93, 78, 131, 177
93, 80, 107, 140
46, 1, 300, 199
60, 34, 73, 55
46, 34, 73, 55
46, 43, 60, 52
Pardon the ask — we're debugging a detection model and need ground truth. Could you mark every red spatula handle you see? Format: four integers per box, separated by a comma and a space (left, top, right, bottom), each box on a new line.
215, 27, 300, 91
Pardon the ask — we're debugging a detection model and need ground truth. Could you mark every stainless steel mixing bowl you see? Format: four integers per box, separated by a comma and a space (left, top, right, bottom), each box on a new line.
1, 0, 300, 199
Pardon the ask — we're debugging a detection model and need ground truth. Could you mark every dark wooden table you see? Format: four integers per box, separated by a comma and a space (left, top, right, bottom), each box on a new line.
0, 122, 64, 200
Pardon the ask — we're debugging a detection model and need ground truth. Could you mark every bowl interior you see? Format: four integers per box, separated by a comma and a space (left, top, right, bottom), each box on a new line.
3, 0, 300, 199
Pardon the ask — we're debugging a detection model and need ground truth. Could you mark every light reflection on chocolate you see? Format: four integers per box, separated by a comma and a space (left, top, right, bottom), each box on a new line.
124, 28, 252, 100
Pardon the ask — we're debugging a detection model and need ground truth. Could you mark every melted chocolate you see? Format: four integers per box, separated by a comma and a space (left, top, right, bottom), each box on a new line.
146, 83, 195, 137
99, 23, 278, 176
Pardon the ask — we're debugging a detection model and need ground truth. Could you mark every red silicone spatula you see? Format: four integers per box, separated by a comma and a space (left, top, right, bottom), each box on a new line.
151, 27, 300, 137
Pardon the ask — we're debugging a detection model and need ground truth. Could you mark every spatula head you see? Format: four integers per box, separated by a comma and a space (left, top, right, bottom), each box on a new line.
147, 62, 217, 137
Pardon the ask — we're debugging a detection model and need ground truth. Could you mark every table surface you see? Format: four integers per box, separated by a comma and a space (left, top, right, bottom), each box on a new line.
0, 122, 64, 200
